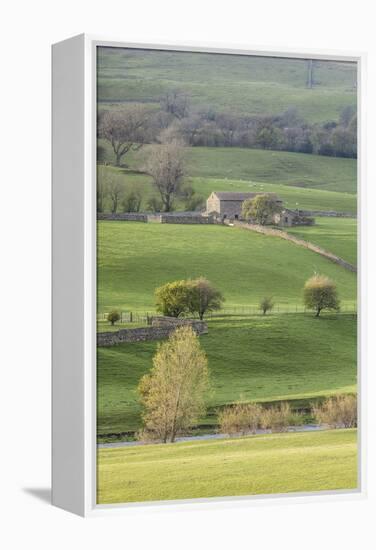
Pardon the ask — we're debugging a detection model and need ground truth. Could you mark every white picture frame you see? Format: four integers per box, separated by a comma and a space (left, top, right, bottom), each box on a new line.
52, 34, 366, 517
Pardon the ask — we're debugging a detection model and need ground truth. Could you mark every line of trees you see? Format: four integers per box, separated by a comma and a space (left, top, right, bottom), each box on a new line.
155, 277, 224, 320
98, 94, 357, 161
154, 273, 340, 320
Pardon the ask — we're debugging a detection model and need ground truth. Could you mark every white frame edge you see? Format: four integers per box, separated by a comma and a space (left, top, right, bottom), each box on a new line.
52, 34, 366, 517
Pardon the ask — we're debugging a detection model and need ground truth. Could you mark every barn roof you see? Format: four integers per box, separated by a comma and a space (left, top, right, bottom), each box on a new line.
212, 191, 281, 202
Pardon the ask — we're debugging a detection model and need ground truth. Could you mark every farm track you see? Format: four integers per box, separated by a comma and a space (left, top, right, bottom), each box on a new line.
227, 221, 357, 272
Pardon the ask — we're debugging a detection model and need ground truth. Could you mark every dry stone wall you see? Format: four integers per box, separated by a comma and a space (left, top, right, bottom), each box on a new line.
97, 212, 214, 224
160, 214, 214, 224
97, 316, 208, 347
298, 210, 356, 219
97, 213, 147, 222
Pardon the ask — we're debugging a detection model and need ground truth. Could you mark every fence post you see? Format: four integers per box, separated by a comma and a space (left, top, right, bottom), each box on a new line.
130, 311, 133, 323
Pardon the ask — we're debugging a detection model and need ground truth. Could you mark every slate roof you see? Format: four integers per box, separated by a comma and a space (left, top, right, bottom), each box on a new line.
212, 192, 281, 202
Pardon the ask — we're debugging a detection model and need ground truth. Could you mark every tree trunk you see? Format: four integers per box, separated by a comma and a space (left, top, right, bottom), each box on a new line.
115, 151, 122, 166
315, 308, 321, 317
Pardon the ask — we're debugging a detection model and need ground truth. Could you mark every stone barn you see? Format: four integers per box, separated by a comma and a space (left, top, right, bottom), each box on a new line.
206, 191, 283, 221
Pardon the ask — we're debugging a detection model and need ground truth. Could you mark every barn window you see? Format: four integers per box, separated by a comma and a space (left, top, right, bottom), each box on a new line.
285, 217, 289, 223
234, 214, 239, 220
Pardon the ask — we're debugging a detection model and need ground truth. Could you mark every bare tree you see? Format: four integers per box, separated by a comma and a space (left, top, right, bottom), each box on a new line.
106, 173, 123, 213
144, 141, 185, 212
160, 90, 190, 120
215, 113, 240, 146
99, 105, 150, 166
96, 165, 108, 213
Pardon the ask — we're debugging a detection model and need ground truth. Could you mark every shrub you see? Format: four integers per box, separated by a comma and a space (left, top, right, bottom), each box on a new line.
312, 394, 357, 428
260, 403, 297, 432
155, 280, 192, 317
187, 277, 224, 320
259, 296, 274, 315
107, 310, 121, 326
218, 402, 263, 436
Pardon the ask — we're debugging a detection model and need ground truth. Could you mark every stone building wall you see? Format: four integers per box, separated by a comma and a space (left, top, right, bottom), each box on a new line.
97, 316, 208, 347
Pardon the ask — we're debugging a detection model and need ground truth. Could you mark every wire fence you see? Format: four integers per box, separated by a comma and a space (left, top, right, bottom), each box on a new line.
97, 304, 357, 324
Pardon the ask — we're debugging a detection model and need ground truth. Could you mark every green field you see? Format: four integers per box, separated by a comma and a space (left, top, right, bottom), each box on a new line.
99, 141, 357, 197
286, 217, 357, 265
98, 144, 357, 213
97, 314, 357, 436
97, 48, 356, 123
97, 429, 357, 504
97, 221, 357, 313
190, 177, 356, 214
100, 143, 356, 195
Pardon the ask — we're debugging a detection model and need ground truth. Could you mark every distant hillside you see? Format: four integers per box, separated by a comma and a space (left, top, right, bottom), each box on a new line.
97, 47, 357, 123
98, 140, 357, 194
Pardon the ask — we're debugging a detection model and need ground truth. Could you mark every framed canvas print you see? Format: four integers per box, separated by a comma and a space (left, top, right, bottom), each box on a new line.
52, 35, 366, 516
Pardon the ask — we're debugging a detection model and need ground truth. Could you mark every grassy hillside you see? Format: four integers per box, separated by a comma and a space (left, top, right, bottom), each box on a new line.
97, 314, 357, 436
97, 48, 356, 123
186, 148, 357, 194
99, 141, 357, 195
190, 177, 357, 214
97, 222, 356, 313
286, 217, 357, 265
97, 429, 357, 503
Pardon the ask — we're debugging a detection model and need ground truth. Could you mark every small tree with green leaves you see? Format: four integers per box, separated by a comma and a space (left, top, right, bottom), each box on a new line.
259, 296, 274, 315
303, 274, 340, 317
121, 189, 142, 212
155, 280, 191, 317
242, 194, 281, 225
107, 310, 121, 326
138, 326, 209, 443
187, 277, 224, 320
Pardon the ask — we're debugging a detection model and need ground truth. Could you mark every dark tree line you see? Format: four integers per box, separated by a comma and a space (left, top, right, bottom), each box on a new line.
98, 91, 357, 171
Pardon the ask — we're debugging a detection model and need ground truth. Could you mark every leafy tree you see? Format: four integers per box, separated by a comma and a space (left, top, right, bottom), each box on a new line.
99, 105, 149, 166
138, 326, 209, 443
242, 194, 281, 225
155, 280, 191, 317
303, 274, 340, 317
187, 277, 224, 320
259, 296, 274, 315
121, 189, 142, 212
145, 141, 185, 212
255, 125, 283, 149
107, 310, 121, 326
